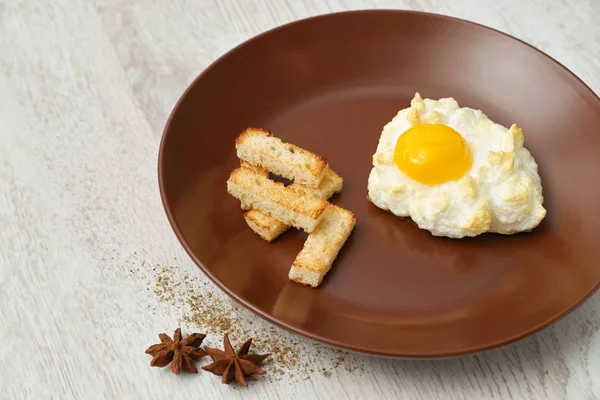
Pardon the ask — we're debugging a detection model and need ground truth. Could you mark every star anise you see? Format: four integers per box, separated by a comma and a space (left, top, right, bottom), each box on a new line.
202, 334, 269, 386
145, 328, 207, 375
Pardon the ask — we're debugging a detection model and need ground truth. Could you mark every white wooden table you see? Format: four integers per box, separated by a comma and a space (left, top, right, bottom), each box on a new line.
1, 1, 599, 398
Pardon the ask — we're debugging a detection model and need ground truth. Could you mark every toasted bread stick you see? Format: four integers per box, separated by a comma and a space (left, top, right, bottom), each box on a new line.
289, 205, 356, 287
244, 209, 291, 242
242, 166, 344, 242
227, 167, 328, 233
235, 128, 328, 188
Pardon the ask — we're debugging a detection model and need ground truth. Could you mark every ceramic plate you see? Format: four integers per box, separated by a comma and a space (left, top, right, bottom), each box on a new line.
159, 11, 600, 357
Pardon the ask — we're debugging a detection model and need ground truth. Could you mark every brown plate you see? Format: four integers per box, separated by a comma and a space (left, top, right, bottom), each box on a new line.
159, 11, 600, 357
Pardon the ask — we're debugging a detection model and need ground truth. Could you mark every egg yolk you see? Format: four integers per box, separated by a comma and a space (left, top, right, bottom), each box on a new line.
394, 124, 472, 185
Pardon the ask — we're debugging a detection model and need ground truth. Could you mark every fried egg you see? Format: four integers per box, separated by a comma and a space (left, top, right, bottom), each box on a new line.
367, 93, 546, 238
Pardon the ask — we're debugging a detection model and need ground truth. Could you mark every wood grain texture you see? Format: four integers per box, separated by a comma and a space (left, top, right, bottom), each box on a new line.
1, 0, 598, 398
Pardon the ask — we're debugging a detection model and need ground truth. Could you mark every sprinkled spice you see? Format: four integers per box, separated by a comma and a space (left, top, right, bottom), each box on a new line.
131, 257, 365, 382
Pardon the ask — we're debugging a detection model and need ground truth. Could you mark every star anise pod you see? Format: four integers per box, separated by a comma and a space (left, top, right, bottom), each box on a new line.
145, 328, 207, 375
202, 334, 269, 386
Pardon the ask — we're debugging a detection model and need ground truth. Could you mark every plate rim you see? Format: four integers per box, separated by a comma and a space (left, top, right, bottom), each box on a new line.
158, 9, 600, 358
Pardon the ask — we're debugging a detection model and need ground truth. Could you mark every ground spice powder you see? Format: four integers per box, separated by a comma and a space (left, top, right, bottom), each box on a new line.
140, 261, 365, 382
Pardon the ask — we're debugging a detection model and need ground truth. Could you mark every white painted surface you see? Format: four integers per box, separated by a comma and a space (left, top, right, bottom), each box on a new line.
1, 0, 599, 399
